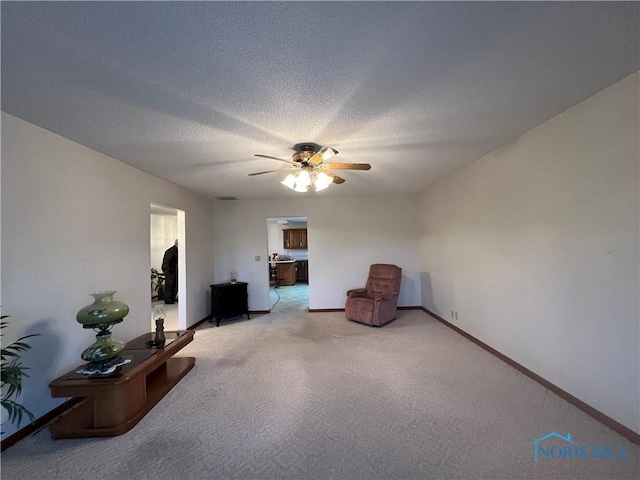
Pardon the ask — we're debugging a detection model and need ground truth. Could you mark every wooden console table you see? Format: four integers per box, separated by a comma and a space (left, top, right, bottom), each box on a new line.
48, 330, 195, 439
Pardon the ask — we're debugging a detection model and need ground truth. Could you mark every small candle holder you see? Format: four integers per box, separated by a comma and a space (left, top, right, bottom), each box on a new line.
148, 305, 166, 347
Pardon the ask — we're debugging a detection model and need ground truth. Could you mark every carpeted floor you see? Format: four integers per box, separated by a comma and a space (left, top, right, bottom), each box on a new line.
1, 310, 638, 479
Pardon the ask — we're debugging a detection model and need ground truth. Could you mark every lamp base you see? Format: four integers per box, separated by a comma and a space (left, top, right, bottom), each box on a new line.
81, 330, 125, 362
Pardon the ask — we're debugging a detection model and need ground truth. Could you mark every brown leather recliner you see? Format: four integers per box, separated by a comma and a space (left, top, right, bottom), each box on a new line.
345, 264, 402, 327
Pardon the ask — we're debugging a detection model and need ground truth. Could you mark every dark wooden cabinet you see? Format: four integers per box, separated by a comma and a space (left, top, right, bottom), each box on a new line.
209, 282, 250, 327
276, 262, 296, 286
283, 228, 308, 249
296, 260, 308, 282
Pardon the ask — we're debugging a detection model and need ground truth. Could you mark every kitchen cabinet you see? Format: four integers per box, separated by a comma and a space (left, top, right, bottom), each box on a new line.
283, 229, 307, 249
276, 262, 297, 286
296, 260, 308, 283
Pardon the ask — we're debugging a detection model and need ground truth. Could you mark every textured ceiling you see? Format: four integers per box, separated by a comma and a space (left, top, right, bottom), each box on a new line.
2, 2, 638, 200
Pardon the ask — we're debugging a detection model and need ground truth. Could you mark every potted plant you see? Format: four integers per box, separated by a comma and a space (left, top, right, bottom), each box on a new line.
151, 268, 165, 299
151, 268, 158, 297
1, 316, 39, 432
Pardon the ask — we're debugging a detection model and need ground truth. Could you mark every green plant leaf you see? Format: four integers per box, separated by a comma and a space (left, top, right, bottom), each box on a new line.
1, 399, 35, 428
1, 336, 37, 363
2, 361, 30, 399
0, 316, 40, 430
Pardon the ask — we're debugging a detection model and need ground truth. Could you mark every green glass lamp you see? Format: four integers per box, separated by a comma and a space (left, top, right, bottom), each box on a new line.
76, 291, 129, 364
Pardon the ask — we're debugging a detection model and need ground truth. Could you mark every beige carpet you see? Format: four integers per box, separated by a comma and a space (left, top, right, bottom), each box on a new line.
1, 310, 638, 479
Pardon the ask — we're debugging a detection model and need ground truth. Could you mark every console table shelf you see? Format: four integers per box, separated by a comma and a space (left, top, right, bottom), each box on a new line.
48, 330, 195, 439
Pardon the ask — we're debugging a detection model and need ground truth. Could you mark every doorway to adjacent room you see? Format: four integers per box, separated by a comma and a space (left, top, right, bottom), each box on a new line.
150, 203, 186, 330
266, 216, 309, 312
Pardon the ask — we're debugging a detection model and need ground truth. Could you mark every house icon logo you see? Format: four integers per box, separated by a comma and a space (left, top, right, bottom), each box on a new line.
529, 432, 575, 462
529, 432, 628, 461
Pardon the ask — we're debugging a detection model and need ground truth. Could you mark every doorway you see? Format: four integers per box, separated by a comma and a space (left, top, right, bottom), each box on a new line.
150, 203, 186, 330
266, 216, 309, 312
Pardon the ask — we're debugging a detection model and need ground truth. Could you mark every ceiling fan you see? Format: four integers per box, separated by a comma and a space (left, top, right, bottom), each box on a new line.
248, 144, 371, 192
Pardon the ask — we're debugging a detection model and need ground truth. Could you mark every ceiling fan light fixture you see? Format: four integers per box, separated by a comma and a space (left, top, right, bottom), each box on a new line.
281, 171, 312, 192
255, 144, 369, 192
281, 173, 297, 189
314, 171, 333, 191
297, 169, 311, 187
281, 169, 334, 193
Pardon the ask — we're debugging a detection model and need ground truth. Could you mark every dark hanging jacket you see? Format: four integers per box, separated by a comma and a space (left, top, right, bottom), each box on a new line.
162, 245, 178, 274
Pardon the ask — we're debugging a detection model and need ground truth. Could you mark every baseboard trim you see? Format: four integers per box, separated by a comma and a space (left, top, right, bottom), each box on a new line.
421, 307, 640, 445
309, 306, 422, 313
1, 397, 83, 452
188, 312, 268, 329
187, 315, 210, 330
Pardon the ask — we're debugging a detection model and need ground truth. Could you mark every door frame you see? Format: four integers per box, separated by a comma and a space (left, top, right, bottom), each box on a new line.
150, 203, 186, 329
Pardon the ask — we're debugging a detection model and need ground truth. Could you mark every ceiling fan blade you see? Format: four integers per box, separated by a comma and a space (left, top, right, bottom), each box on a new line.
324, 163, 371, 170
248, 168, 295, 176
254, 154, 296, 165
325, 172, 346, 184
309, 146, 338, 166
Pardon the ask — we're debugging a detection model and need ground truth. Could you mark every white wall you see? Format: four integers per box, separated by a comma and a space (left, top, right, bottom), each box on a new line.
213, 196, 421, 311
419, 73, 640, 433
0, 113, 215, 439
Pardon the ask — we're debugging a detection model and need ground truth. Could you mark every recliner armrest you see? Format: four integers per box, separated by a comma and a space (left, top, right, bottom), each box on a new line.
347, 288, 367, 297
373, 292, 398, 301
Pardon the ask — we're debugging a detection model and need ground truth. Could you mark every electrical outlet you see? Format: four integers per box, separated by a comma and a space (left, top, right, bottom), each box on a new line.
455, 311, 458, 320
255, 255, 261, 261
451, 310, 455, 318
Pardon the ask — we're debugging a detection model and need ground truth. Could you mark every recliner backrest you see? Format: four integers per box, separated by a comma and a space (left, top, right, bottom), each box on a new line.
365, 264, 402, 297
